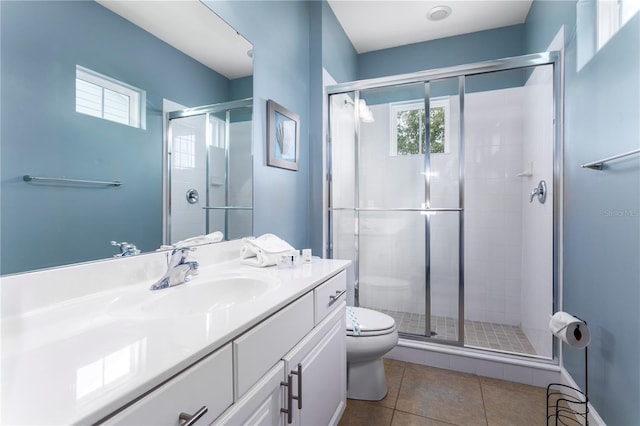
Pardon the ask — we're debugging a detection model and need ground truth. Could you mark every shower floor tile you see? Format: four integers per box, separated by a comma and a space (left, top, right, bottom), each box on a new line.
376, 308, 537, 356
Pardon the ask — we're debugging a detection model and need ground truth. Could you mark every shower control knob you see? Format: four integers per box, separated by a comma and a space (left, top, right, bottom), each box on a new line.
186, 188, 199, 204
530, 180, 547, 204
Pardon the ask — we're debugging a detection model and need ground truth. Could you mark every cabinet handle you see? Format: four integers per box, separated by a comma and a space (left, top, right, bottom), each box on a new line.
291, 363, 302, 409
329, 289, 346, 305
281, 374, 293, 424
178, 406, 208, 426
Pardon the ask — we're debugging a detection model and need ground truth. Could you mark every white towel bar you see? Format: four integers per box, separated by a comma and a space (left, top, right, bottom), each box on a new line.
23, 174, 122, 186
581, 149, 640, 170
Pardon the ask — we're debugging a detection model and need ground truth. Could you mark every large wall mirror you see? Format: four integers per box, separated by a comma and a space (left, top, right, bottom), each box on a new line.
0, 0, 253, 275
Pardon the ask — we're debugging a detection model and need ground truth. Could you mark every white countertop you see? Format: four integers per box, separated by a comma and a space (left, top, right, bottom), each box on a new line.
1, 249, 349, 425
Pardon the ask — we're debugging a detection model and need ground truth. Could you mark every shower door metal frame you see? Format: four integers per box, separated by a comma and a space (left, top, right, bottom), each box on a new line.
165, 98, 253, 245
327, 51, 563, 358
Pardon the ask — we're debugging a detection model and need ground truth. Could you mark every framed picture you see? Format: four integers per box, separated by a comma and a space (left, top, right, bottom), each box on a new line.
267, 99, 300, 171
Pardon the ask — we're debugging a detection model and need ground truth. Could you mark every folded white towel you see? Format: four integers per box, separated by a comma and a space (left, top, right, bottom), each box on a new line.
157, 231, 224, 251
244, 233, 295, 253
240, 234, 295, 267
176, 231, 224, 247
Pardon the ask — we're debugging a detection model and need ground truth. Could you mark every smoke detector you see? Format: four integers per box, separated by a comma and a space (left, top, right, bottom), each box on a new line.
427, 5, 452, 21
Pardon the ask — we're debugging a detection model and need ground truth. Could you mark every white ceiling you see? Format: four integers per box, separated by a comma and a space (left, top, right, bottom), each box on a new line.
97, 0, 253, 80
98, 1, 531, 77
328, 0, 533, 54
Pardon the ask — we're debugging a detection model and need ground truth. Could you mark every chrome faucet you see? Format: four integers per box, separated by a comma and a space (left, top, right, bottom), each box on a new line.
150, 247, 199, 290
111, 241, 141, 257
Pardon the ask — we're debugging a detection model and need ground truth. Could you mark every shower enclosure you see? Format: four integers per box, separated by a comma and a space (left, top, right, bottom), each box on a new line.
165, 98, 253, 244
328, 53, 561, 359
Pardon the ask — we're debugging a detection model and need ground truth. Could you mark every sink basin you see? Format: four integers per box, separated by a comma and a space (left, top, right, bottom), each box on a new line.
107, 272, 279, 318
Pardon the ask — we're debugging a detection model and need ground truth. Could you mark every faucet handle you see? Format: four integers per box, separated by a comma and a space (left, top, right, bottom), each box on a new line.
111, 240, 124, 249
171, 246, 196, 257
168, 246, 196, 267
111, 241, 140, 257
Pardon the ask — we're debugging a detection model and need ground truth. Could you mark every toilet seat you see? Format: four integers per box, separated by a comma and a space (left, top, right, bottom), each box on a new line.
346, 307, 396, 336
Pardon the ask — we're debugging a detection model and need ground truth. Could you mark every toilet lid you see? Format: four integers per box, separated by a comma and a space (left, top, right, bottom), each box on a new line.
346, 307, 396, 336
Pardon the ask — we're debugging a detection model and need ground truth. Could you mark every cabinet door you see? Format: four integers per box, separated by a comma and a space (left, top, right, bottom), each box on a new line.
212, 361, 286, 426
314, 271, 346, 324
104, 344, 233, 426
234, 292, 314, 400
283, 304, 346, 426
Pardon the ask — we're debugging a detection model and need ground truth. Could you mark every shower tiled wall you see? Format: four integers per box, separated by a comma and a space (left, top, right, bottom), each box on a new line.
464, 87, 525, 326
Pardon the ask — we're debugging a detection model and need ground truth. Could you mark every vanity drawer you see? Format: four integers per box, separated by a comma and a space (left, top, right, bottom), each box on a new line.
233, 292, 314, 400
314, 271, 346, 325
104, 343, 233, 426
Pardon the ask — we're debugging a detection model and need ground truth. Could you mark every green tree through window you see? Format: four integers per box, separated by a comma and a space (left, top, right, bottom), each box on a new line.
395, 106, 445, 155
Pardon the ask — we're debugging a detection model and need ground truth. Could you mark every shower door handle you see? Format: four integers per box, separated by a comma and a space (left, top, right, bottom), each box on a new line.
530, 180, 547, 204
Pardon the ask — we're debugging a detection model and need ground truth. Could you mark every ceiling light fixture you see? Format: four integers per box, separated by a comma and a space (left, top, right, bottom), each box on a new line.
427, 5, 452, 21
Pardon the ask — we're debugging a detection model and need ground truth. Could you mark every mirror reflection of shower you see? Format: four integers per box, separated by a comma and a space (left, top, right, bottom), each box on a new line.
165, 99, 253, 245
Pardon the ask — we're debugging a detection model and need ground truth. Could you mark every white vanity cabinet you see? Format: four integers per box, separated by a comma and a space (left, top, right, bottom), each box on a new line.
283, 304, 346, 426
99, 270, 347, 426
105, 344, 234, 426
313, 270, 347, 324
216, 271, 347, 426
211, 362, 287, 426
215, 304, 346, 426
1, 238, 352, 426
233, 292, 315, 400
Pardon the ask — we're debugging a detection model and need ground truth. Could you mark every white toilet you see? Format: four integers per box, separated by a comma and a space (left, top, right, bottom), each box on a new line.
345, 307, 399, 401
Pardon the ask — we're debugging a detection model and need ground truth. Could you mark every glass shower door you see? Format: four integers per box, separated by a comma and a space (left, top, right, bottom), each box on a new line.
166, 99, 253, 245
329, 53, 559, 359
330, 80, 465, 342
207, 106, 253, 240
426, 77, 463, 342
463, 66, 554, 357
356, 83, 429, 338
167, 114, 208, 244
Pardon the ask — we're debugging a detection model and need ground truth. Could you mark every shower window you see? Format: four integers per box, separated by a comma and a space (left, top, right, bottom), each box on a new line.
173, 133, 196, 169
390, 98, 449, 156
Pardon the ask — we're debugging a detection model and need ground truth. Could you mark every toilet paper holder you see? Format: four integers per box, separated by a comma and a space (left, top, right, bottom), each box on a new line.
547, 314, 590, 425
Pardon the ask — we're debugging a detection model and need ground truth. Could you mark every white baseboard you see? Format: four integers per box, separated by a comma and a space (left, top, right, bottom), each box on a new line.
560, 367, 607, 426
387, 339, 560, 387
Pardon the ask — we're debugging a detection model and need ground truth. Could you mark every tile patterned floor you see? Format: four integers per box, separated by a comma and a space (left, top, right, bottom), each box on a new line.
377, 309, 537, 356
339, 359, 551, 426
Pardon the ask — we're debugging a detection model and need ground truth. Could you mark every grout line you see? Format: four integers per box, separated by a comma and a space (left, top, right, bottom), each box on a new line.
388, 408, 395, 426
393, 408, 460, 426
381, 308, 538, 355
393, 362, 406, 411
478, 374, 490, 426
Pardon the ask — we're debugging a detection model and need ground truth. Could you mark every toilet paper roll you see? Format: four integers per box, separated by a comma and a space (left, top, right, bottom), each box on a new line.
549, 312, 591, 349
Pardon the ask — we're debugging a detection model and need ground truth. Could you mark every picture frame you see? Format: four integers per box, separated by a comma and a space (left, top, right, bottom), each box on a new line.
267, 99, 300, 171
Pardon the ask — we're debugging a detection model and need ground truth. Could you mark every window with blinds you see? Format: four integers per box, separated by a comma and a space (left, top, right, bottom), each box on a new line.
75, 66, 144, 129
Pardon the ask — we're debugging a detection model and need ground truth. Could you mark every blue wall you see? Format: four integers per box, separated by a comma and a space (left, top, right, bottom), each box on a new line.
358, 25, 525, 79
309, 2, 358, 256
205, 0, 312, 250
525, 2, 640, 424
0, 1, 232, 274
321, 2, 358, 84
230, 76, 254, 101
207, 1, 357, 255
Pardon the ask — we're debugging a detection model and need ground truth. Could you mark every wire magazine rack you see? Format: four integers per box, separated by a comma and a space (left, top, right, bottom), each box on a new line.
546, 383, 588, 425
